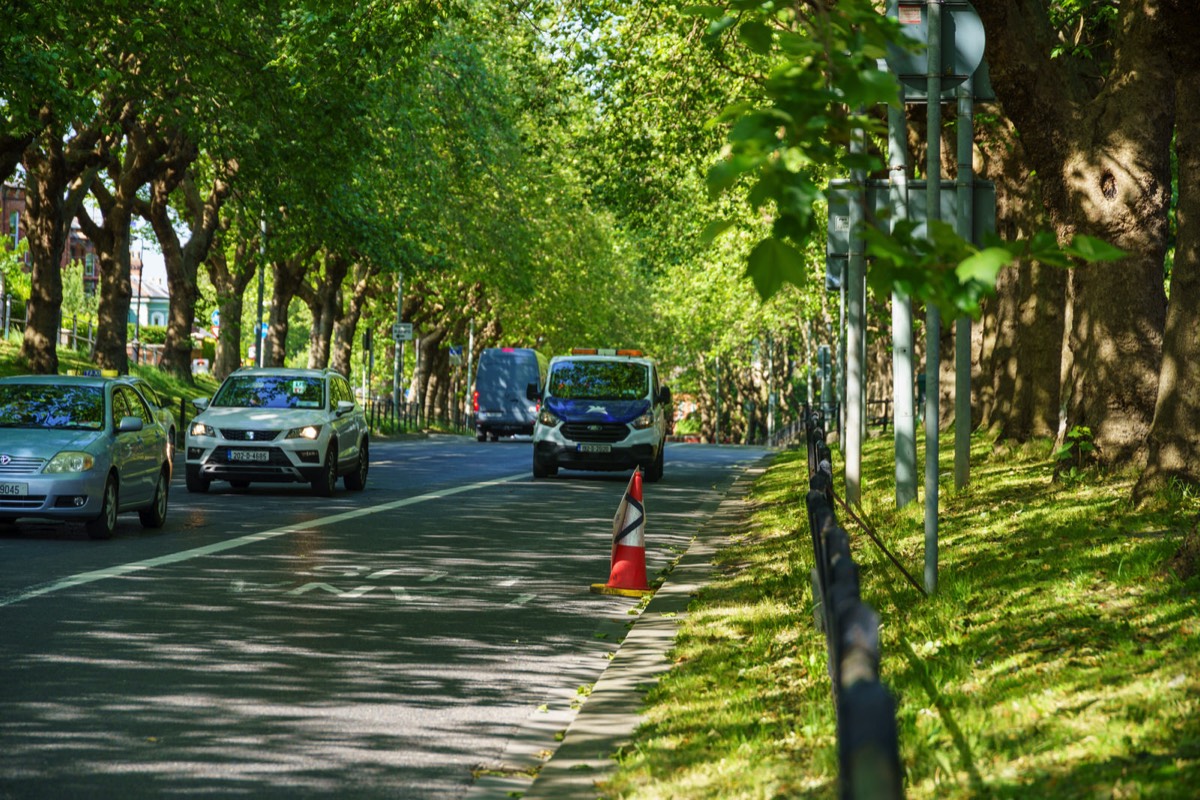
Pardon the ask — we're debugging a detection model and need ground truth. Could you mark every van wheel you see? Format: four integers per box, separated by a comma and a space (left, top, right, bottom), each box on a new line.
476, 429, 487, 442
645, 446, 664, 483
533, 455, 556, 479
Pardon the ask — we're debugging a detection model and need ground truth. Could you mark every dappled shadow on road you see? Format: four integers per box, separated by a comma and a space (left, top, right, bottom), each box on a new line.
0, 451, 761, 799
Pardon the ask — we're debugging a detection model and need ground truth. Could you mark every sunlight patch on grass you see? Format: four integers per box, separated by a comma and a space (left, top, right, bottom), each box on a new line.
604, 431, 1200, 799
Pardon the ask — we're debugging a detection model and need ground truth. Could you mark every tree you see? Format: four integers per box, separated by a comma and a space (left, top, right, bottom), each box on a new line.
975, 2, 1171, 466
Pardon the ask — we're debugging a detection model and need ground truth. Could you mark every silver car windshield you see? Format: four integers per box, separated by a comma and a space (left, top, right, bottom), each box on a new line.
212, 376, 325, 409
0, 385, 105, 430
547, 361, 648, 401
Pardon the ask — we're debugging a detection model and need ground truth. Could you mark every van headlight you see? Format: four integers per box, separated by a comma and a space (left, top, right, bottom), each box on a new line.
537, 408, 561, 427
631, 412, 655, 430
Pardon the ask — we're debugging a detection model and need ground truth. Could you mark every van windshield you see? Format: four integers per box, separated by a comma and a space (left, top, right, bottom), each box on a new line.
548, 361, 648, 401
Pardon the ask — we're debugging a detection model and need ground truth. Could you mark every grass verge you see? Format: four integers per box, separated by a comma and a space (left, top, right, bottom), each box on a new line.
0, 334, 221, 424
601, 431, 1200, 799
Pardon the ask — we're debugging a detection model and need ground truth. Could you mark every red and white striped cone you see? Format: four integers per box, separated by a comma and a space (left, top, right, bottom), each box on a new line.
591, 468, 653, 597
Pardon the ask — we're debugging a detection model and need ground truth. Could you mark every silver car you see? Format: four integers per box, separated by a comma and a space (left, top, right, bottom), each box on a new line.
0, 375, 172, 539
118, 375, 178, 465
184, 367, 369, 496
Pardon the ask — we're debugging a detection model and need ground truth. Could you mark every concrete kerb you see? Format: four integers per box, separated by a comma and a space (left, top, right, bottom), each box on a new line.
467, 457, 770, 800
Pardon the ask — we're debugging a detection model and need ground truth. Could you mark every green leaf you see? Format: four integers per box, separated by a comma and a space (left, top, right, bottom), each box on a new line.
1063, 234, 1127, 263
738, 21, 773, 56
746, 237, 807, 300
680, 5, 725, 20
700, 219, 737, 246
955, 247, 1014, 287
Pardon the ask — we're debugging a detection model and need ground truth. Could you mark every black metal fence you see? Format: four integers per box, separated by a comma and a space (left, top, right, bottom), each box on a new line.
803, 405, 903, 799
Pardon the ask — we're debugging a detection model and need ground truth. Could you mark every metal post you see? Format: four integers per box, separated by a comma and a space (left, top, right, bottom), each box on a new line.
845, 118, 866, 505
715, 354, 721, 444
392, 271, 403, 412
838, 260, 847, 441
954, 74, 974, 490
465, 319, 475, 421
924, 0, 942, 595
256, 218, 265, 368
889, 93, 917, 508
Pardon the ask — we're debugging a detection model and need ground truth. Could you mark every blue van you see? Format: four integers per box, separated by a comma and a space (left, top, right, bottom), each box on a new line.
472, 348, 548, 441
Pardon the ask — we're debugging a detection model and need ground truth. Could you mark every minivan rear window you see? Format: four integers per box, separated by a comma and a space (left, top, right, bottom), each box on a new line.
548, 361, 648, 401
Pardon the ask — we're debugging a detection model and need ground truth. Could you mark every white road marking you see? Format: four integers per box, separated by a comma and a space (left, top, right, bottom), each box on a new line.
0, 472, 528, 608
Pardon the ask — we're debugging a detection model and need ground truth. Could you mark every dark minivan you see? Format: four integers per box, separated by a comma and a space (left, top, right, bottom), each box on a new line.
472, 347, 548, 441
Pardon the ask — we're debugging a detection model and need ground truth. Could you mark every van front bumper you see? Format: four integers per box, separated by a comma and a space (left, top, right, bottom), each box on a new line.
533, 440, 655, 472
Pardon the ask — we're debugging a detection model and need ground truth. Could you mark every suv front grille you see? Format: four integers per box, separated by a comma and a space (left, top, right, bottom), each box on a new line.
561, 422, 628, 443
218, 429, 282, 442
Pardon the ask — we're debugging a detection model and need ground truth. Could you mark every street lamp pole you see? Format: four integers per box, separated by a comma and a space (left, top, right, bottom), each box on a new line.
256, 218, 266, 368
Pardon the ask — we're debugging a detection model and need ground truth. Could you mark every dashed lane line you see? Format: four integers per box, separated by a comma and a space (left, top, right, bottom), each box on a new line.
0, 472, 528, 608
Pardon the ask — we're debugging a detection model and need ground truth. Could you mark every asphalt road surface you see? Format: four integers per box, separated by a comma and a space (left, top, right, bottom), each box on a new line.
0, 436, 768, 799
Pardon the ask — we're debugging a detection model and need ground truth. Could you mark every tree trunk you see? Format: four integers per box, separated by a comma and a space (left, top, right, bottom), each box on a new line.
143, 157, 228, 381
331, 262, 377, 378
303, 253, 351, 370
19, 130, 104, 374
1135, 38, 1200, 499
205, 231, 258, 381
265, 253, 312, 367
974, 115, 1066, 440
977, 2, 1173, 464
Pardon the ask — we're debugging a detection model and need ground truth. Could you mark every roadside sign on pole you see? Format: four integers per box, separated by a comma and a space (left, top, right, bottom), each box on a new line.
392, 322, 413, 342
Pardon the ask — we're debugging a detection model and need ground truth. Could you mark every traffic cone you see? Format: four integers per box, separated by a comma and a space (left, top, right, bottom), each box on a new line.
591, 468, 653, 597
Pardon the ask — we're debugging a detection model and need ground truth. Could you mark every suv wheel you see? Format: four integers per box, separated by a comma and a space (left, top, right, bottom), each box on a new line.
312, 443, 338, 497
344, 439, 369, 491
186, 465, 210, 493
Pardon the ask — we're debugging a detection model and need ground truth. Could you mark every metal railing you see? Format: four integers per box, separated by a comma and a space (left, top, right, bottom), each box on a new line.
803, 405, 903, 799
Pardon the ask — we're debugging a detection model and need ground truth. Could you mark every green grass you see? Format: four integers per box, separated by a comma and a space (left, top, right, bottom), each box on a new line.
601, 430, 1200, 799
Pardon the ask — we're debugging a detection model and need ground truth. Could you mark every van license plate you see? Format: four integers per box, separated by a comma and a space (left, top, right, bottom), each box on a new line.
229, 449, 270, 462
578, 444, 611, 454
0, 482, 28, 497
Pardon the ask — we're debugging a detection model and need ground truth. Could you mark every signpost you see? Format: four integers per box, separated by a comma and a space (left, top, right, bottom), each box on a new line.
392, 322, 413, 342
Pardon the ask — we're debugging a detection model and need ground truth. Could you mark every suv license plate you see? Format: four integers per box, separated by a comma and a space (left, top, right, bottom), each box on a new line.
578, 443, 611, 454
228, 449, 270, 462
0, 482, 28, 497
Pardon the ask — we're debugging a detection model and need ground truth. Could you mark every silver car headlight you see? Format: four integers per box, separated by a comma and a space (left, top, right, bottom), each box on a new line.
286, 424, 323, 440
537, 408, 561, 427
44, 451, 96, 473
630, 412, 655, 430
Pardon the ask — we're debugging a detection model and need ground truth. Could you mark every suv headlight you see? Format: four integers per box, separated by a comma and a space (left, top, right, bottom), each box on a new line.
44, 451, 95, 473
286, 424, 323, 440
537, 408, 561, 427
630, 412, 655, 430
189, 422, 215, 438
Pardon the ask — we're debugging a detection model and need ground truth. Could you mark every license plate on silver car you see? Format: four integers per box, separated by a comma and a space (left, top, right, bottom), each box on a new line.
0, 482, 28, 497
578, 443, 611, 454
228, 449, 270, 462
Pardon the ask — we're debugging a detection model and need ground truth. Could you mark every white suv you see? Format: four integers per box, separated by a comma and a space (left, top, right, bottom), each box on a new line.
528, 349, 671, 482
185, 368, 369, 496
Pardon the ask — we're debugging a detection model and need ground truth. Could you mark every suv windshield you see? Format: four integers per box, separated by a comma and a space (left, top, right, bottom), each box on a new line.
548, 361, 648, 401
0, 384, 105, 430
213, 376, 325, 409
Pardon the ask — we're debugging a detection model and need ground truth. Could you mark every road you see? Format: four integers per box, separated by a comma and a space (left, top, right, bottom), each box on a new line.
0, 437, 768, 799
